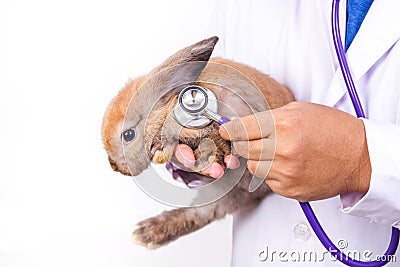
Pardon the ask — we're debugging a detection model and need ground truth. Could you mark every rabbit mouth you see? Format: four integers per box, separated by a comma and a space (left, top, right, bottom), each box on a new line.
165, 162, 214, 188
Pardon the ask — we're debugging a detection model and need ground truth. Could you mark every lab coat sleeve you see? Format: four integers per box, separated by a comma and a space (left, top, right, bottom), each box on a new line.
340, 119, 400, 229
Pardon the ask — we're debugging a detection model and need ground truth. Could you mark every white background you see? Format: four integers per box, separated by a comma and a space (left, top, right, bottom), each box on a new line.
0, 1, 232, 266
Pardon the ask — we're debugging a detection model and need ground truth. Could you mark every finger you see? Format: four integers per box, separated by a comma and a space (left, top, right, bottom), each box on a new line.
247, 160, 273, 180
233, 139, 275, 160
224, 154, 240, 169
199, 162, 224, 179
174, 144, 195, 168
219, 111, 275, 141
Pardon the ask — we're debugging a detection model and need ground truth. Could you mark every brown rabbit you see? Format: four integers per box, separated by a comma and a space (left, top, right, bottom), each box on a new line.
101, 37, 294, 249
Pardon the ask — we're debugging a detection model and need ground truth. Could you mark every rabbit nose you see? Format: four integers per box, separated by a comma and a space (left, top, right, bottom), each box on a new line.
108, 156, 119, 171
108, 156, 132, 176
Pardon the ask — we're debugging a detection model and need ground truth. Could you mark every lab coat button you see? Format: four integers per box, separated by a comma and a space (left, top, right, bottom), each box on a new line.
294, 223, 311, 241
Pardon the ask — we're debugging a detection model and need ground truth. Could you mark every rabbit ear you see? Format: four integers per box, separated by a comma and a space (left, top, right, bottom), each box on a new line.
148, 36, 218, 93
151, 36, 218, 78
129, 37, 219, 118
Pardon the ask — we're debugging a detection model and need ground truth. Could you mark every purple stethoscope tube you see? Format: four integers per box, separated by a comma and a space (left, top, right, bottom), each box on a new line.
216, 1, 399, 265
217, 116, 230, 125
297, 1, 399, 266
176, 1, 399, 264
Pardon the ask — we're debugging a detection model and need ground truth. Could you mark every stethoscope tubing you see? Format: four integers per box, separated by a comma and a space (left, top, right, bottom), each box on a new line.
300, 202, 399, 267
298, 1, 399, 266
175, 2, 399, 264
331, 0, 366, 118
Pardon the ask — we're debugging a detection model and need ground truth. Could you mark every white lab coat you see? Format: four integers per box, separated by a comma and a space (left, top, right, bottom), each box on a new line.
210, 0, 400, 266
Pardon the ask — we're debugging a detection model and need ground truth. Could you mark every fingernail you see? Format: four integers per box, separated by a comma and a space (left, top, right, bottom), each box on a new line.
210, 170, 223, 179
209, 162, 224, 178
183, 158, 195, 168
225, 155, 240, 169
219, 126, 229, 140
174, 144, 195, 168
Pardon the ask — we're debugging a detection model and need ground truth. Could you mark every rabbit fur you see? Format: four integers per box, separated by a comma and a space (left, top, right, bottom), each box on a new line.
101, 37, 294, 249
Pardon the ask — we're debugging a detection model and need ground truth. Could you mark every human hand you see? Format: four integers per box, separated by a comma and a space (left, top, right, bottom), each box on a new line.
173, 144, 240, 178
219, 101, 372, 202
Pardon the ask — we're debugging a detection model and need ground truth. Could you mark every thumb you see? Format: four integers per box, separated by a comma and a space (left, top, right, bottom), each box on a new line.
218, 117, 246, 141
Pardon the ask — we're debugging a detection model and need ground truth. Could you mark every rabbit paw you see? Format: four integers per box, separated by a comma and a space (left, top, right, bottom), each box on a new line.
132, 209, 198, 249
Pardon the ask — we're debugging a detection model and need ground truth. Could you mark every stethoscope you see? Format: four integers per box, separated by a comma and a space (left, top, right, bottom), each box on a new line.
173, 85, 230, 128
173, 0, 399, 266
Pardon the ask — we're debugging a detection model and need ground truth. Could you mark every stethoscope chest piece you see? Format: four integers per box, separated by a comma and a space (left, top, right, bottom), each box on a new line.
173, 85, 218, 128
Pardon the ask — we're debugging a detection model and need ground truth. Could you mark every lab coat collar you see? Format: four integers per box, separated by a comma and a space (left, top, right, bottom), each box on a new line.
346, 0, 400, 81
323, 0, 400, 108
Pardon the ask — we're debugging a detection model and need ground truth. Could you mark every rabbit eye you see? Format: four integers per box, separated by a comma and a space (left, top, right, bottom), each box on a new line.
122, 128, 136, 142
